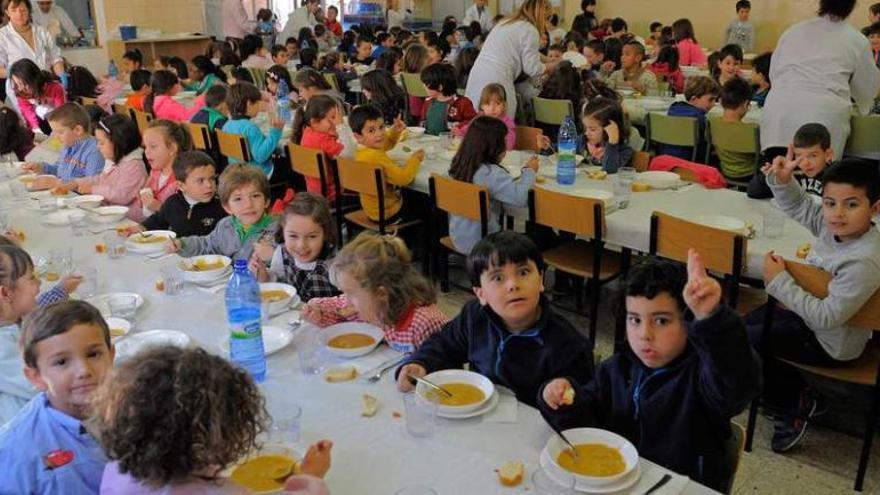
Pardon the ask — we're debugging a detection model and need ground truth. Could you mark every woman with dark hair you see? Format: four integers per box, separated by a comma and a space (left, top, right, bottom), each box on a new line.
761, 0, 880, 162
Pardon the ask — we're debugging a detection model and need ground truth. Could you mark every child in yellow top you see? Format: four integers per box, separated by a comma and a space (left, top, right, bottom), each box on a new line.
350, 104, 424, 222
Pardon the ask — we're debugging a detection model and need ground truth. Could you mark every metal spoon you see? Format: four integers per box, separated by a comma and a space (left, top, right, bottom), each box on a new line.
410, 376, 453, 398
541, 412, 579, 459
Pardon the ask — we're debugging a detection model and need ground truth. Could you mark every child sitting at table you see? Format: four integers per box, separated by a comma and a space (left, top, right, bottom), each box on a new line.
607, 40, 658, 95
185, 55, 223, 95
672, 18, 707, 67
452, 84, 516, 150
9, 59, 65, 134
715, 78, 756, 181
250, 192, 340, 302
750, 52, 772, 107
662, 75, 719, 160
222, 82, 284, 177
190, 84, 229, 131
397, 231, 595, 406
141, 119, 194, 218
582, 97, 634, 173
561, 32, 589, 68
419, 63, 476, 136
868, 22, 880, 66
584, 39, 606, 74
361, 68, 407, 125
546, 43, 564, 64
350, 104, 424, 222
403, 43, 429, 123
96, 345, 333, 495
538, 61, 584, 139
23, 103, 104, 187
124, 69, 152, 112
747, 123, 831, 199
302, 232, 448, 353
540, 252, 760, 492
448, 117, 537, 254
65, 114, 147, 220
271, 44, 291, 67
746, 158, 880, 453
267, 65, 295, 99
0, 300, 115, 493
648, 43, 685, 94
293, 95, 344, 201
145, 70, 206, 123
353, 35, 376, 66
130, 151, 227, 237
174, 164, 278, 261
711, 44, 744, 87
0, 106, 34, 161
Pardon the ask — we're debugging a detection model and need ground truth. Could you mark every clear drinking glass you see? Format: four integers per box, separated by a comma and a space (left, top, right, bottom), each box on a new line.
159, 265, 184, 295
69, 211, 89, 236
75, 267, 98, 298
403, 393, 437, 438
38, 197, 57, 213
532, 466, 576, 494
49, 248, 73, 275
269, 405, 303, 446
297, 332, 325, 376
108, 295, 138, 319
103, 232, 126, 259
763, 205, 785, 239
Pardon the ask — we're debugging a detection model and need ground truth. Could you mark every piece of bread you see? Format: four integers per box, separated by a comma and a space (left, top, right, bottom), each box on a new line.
361, 394, 379, 417
796, 243, 811, 259
587, 170, 608, 180
535, 175, 546, 183
562, 386, 575, 406
631, 182, 651, 192
496, 461, 524, 487
324, 366, 358, 383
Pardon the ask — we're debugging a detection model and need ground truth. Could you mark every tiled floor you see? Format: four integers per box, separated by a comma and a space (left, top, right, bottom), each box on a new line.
434, 267, 880, 495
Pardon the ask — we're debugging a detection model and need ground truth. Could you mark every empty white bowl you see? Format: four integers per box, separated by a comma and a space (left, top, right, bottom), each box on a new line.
89, 205, 128, 223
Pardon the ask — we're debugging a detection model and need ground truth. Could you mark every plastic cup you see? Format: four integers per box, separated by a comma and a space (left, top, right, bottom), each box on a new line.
532, 466, 576, 494
297, 332, 325, 376
75, 267, 98, 298
763, 205, 785, 239
160, 265, 184, 295
269, 405, 303, 446
49, 248, 73, 275
70, 212, 89, 237
38, 197, 57, 213
103, 232, 126, 259
403, 393, 437, 438
108, 295, 138, 319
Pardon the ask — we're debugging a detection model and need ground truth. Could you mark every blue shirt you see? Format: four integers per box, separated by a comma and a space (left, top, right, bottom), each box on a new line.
221, 118, 282, 177
42, 137, 104, 183
0, 393, 107, 495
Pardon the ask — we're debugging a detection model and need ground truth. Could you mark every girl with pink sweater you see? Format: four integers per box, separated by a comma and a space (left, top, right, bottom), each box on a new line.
452, 84, 516, 150
66, 115, 147, 220
145, 70, 206, 122
672, 18, 708, 67
9, 59, 66, 132
140, 120, 194, 219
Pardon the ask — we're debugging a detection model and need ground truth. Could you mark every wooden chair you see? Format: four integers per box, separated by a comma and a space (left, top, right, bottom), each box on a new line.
79, 96, 98, 107
529, 187, 623, 344
429, 174, 490, 292
632, 151, 651, 172
187, 123, 212, 151
646, 113, 701, 163
335, 157, 422, 236
514, 126, 544, 152
112, 103, 130, 116
215, 129, 251, 163
287, 143, 346, 243
845, 115, 880, 159
744, 260, 880, 492
246, 67, 268, 89
532, 96, 574, 127
648, 211, 747, 308
130, 108, 153, 135
323, 72, 340, 92
706, 117, 761, 190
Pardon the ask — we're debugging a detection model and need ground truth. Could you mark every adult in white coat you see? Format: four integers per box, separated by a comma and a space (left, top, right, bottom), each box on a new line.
760, 0, 880, 161
463, 0, 493, 34
0, 0, 64, 114
465, 0, 556, 119
385, 0, 408, 29
222, 0, 256, 42
279, 0, 318, 44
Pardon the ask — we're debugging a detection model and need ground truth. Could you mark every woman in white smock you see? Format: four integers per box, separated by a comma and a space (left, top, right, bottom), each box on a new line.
760, 0, 880, 161
0, 0, 64, 115
465, 0, 556, 119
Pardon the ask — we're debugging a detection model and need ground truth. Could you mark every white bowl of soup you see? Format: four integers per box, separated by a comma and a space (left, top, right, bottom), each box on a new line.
228, 444, 300, 494
179, 255, 232, 283
89, 205, 129, 223
545, 427, 639, 487
259, 283, 298, 314
319, 322, 384, 358
415, 369, 495, 415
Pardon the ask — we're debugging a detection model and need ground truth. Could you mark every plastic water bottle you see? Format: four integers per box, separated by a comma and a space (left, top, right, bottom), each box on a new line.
108, 60, 118, 79
557, 115, 577, 185
276, 79, 292, 123
59, 71, 69, 89
225, 259, 267, 382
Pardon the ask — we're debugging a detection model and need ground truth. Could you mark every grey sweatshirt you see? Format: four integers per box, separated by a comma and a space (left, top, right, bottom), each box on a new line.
725, 20, 754, 52
766, 173, 880, 360
449, 164, 536, 254
179, 216, 278, 261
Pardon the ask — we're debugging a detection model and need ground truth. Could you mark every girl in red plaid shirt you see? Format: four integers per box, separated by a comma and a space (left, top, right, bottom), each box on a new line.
301, 232, 448, 353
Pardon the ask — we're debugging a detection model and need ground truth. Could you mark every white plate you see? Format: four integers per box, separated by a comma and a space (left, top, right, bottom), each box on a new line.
436, 389, 499, 419
637, 171, 681, 189
86, 292, 145, 317
259, 282, 299, 315
540, 447, 641, 493
60, 194, 104, 208
30, 189, 74, 199
89, 205, 128, 223
126, 230, 177, 254
41, 209, 86, 226
180, 255, 232, 283
21, 174, 54, 188
694, 215, 746, 233
105, 317, 131, 342
319, 322, 384, 358
114, 330, 191, 362
543, 427, 640, 488
416, 369, 496, 415
219, 325, 293, 356
405, 126, 426, 138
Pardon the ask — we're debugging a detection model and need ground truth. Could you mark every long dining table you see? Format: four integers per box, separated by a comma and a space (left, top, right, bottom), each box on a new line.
0, 171, 720, 494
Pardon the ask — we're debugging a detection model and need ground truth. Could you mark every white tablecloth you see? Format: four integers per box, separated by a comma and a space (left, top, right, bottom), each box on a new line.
0, 178, 719, 495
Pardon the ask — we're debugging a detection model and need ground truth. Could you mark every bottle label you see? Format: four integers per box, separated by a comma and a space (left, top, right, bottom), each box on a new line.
231, 320, 262, 339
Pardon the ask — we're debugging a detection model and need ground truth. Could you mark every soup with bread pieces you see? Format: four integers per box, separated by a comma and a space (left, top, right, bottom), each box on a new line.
261, 289, 289, 303
231, 454, 297, 492
327, 333, 375, 349
431, 382, 486, 407
186, 259, 226, 271
557, 443, 626, 477
109, 328, 126, 338
133, 234, 168, 244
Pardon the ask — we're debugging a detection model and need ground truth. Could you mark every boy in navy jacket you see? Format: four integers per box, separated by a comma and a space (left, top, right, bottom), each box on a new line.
396, 231, 594, 407
539, 251, 760, 493
661, 76, 719, 160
